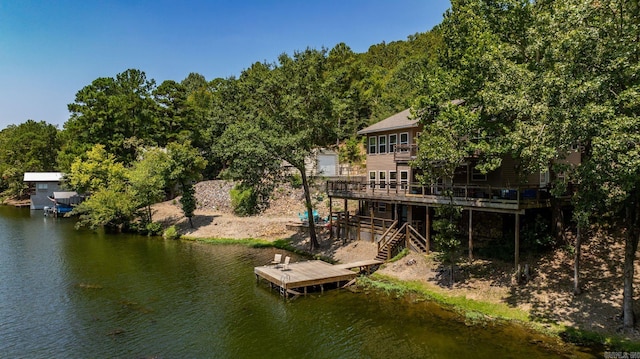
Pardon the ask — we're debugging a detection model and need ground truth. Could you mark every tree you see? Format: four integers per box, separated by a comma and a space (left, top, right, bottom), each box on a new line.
166, 141, 207, 224
60, 69, 158, 168
219, 49, 337, 250
66, 144, 136, 230
66, 144, 127, 194
127, 147, 170, 225
0, 120, 60, 198
432, 200, 462, 285
419, 0, 640, 331
153, 80, 190, 145
179, 183, 196, 228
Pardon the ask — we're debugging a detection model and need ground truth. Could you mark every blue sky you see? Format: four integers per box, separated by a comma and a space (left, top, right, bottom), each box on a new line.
0, 0, 451, 130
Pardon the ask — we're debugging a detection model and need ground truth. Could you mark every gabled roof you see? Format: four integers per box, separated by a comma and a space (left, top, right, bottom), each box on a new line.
357, 109, 418, 135
23, 172, 63, 182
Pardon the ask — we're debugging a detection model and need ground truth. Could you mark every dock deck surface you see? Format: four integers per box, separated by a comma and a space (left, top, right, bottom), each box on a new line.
255, 260, 357, 293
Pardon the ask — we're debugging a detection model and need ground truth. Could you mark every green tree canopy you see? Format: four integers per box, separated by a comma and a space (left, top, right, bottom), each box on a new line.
0, 120, 60, 198
60, 69, 158, 169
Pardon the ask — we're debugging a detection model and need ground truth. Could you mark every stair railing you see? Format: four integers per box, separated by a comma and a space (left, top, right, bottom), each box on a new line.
377, 222, 407, 261
376, 220, 398, 252
407, 225, 429, 254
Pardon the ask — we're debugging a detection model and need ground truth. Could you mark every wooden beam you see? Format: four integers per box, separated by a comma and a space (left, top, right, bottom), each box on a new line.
345, 209, 350, 243
515, 213, 520, 282
469, 209, 473, 262
370, 204, 374, 243
425, 206, 430, 254
407, 205, 413, 249
329, 197, 333, 240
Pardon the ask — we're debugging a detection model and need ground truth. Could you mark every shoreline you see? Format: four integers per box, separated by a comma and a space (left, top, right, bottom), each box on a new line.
149, 180, 640, 350
178, 234, 636, 353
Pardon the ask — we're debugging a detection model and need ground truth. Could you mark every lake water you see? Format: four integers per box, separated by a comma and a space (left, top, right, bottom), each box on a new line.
0, 206, 598, 358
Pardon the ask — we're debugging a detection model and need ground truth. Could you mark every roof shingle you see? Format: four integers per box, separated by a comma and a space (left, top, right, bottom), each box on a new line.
357, 109, 417, 135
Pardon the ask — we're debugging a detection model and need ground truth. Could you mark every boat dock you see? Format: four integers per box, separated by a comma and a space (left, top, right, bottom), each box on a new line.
254, 259, 383, 298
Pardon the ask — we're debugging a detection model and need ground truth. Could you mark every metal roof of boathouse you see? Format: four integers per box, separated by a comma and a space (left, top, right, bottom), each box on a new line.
23, 172, 63, 182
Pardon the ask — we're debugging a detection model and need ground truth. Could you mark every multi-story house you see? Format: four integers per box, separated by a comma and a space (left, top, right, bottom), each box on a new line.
326, 109, 578, 271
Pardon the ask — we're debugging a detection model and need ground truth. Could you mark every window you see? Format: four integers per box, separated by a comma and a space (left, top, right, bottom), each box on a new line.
378, 135, 387, 154
389, 171, 397, 189
379, 171, 386, 189
368, 137, 376, 154
378, 202, 387, 212
389, 134, 397, 153
399, 132, 409, 151
400, 170, 409, 189
471, 168, 487, 181
36, 183, 48, 191
557, 172, 566, 182
369, 171, 376, 189
540, 170, 550, 187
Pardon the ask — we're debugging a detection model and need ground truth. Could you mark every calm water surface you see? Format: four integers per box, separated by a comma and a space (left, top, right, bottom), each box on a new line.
0, 206, 598, 358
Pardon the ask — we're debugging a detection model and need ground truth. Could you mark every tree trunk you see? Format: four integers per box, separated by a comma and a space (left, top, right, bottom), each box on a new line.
574, 224, 582, 295
551, 198, 565, 242
147, 205, 153, 224
623, 194, 640, 330
450, 263, 454, 287
300, 168, 319, 250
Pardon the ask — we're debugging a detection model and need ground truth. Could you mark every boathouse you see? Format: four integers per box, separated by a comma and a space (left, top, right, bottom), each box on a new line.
23, 172, 64, 210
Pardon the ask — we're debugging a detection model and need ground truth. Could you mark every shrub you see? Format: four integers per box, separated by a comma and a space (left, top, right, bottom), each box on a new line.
163, 225, 180, 240
230, 183, 258, 216
289, 173, 303, 189
145, 222, 163, 236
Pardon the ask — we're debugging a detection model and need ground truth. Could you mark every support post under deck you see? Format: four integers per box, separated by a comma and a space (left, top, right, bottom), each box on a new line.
515, 213, 521, 282
469, 209, 473, 262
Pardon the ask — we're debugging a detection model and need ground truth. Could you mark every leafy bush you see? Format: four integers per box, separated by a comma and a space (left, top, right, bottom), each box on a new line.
230, 183, 258, 216
289, 173, 303, 189
145, 222, 163, 236
163, 225, 180, 240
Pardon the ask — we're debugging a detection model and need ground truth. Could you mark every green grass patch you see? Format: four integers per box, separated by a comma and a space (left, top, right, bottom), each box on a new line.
180, 236, 332, 261
359, 274, 530, 323
358, 274, 640, 350
388, 248, 409, 262
560, 326, 640, 352
182, 236, 272, 247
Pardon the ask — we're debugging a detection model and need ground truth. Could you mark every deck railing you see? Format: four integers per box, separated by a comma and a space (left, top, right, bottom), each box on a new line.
327, 179, 552, 208
393, 144, 418, 162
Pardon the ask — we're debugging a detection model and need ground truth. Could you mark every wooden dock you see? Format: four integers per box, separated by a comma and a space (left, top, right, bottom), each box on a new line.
334, 259, 384, 274
254, 259, 383, 298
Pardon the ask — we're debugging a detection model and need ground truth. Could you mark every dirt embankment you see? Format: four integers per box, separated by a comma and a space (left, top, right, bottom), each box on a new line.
153, 180, 640, 341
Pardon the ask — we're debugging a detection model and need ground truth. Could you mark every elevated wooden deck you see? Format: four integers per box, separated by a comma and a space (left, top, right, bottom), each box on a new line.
255, 260, 379, 298
326, 180, 555, 212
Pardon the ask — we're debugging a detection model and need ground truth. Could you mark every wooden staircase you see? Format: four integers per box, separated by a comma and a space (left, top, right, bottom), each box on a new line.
375, 222, 429, 262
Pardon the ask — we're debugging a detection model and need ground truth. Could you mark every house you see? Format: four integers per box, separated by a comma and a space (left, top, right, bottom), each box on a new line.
306, 148, 339, 178
283, 148, 340, 178
326, 109, 578, 271
23, 172, 64, 210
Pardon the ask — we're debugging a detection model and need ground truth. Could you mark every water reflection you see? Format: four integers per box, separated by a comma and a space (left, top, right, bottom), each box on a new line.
0, 206, 596, 358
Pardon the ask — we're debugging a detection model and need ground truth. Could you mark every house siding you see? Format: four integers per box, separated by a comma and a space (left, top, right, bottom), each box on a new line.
29, 182, 62, 210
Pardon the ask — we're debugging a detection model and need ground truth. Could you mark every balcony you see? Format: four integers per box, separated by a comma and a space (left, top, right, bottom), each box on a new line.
393, 144, 417, 163
326, 179, 553, 211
